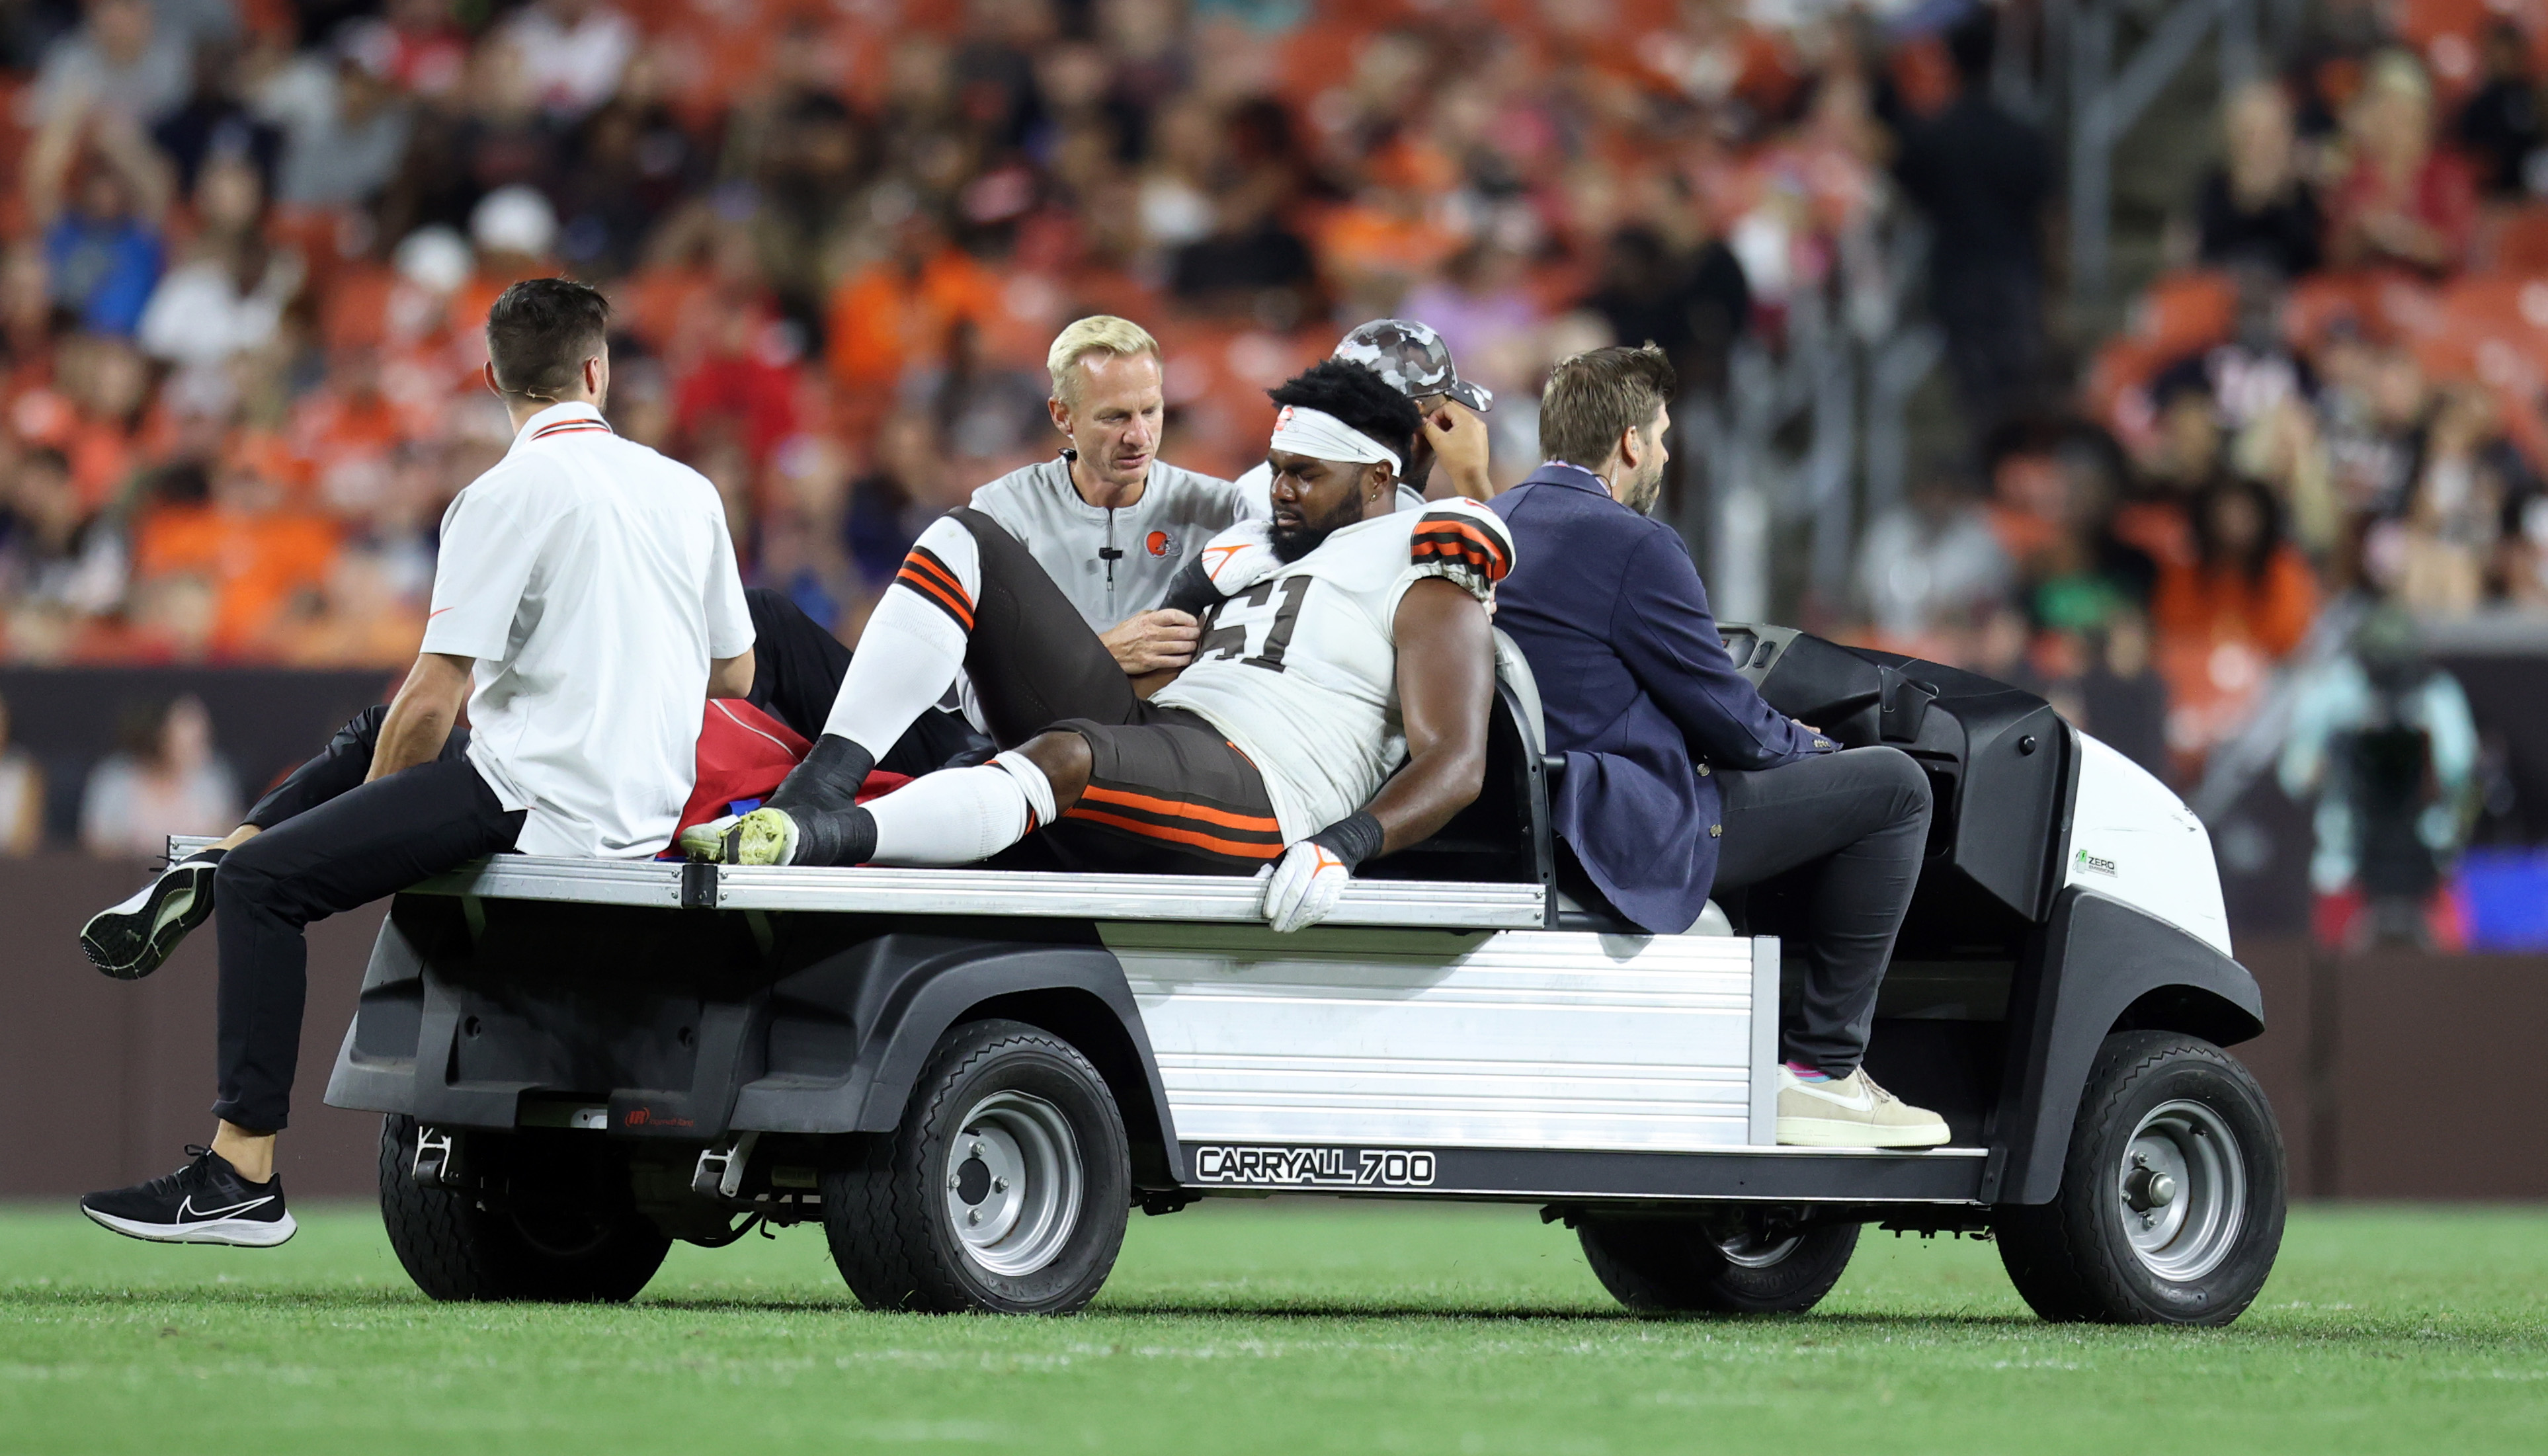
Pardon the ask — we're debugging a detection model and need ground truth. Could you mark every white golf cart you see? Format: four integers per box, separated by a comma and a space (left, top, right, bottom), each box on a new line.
226, 625, 2283, 1324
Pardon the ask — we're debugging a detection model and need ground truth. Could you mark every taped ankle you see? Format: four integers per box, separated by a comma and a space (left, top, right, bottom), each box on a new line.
991, 750, 1059, 830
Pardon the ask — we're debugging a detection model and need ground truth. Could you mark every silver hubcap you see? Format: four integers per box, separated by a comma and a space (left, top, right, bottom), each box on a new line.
943, 1090, 1083, 1277
1701, 1212, 1803, 1268
1714, 1228, 1802, 1268
2118, 1098, 2244, 1281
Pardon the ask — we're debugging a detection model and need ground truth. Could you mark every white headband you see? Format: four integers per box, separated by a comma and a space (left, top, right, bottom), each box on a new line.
1270, 405, 1401, 475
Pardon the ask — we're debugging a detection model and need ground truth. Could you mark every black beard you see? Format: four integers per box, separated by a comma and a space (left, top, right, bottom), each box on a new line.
1269, 519, 1343, 562
1268, 499, 1364, 561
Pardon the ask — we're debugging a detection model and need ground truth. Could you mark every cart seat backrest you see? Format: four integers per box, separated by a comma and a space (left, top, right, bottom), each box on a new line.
1362, 627, 1551, 887
1491, 628, 1546, 759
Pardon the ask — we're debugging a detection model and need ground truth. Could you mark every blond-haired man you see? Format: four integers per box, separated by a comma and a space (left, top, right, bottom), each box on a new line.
967, 315, 1247, 676
697, 316, 1254, 838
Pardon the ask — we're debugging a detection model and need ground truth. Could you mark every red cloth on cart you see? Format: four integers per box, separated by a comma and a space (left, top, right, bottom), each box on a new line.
669, 698, 910, 850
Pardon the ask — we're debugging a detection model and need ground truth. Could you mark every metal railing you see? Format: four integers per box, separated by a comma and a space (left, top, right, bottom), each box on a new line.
1676, 0, 2328, 619
2054, 0, 2315, 314
1674, 215, 1940, 625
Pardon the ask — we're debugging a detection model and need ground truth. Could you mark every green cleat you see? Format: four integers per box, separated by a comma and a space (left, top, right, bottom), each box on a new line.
727, 807, 801, 866
678, 815, 737, 862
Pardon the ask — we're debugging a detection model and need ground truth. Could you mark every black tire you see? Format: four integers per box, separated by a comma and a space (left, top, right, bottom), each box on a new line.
1994, 1031, 2286, 1326
823, 1018, 1130, 1314
1578, 1210, 1862, 1315
378, 1114, 671, 1303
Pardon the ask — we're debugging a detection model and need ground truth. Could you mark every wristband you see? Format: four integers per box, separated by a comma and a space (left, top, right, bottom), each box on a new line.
1306, 811, 1385, 871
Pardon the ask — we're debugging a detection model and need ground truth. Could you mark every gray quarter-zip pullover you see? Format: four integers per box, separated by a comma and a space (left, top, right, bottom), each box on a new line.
967, 452, 1246, 631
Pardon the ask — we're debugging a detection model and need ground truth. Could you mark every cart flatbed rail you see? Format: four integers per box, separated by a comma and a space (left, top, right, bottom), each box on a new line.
169, 837, 1551, 929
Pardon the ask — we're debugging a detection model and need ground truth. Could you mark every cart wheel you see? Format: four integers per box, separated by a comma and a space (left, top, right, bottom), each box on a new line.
823, 1018, 1130, 1314
1577, 1209, 1860, 1314
378, 1115, 670, 1303
1994, 1030, 2286, 1326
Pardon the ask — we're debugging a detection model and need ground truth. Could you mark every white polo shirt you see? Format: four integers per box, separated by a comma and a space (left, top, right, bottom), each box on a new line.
422, 401, 753, 857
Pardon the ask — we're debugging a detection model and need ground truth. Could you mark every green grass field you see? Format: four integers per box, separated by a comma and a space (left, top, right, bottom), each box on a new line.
3, 1201, 2542, 1455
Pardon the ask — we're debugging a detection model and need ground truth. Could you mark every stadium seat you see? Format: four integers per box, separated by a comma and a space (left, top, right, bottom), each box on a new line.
2488, 206, 2548, 274
2129, 270, 2238, 359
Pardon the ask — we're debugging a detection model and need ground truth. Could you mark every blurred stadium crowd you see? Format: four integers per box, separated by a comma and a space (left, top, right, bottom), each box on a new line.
1, 0, 2547, 903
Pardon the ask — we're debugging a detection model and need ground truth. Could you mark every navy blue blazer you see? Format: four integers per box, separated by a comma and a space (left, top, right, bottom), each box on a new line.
1489, 464, 1831, 932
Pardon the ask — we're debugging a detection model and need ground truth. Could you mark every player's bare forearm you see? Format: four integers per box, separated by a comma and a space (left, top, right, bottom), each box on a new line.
1435, 463, 1497, 502
1422, 403, 1497, 501
368, 653, 473, 782
1365, 579, 1495, 854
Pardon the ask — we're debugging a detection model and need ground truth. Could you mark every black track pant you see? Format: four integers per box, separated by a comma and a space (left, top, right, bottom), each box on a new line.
1710, 747, 1934, 1078
216, 715, 520, 1131
213, 592, 973, 1127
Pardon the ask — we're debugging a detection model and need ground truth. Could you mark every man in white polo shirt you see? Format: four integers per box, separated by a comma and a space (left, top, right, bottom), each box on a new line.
75, 278, 754, 1249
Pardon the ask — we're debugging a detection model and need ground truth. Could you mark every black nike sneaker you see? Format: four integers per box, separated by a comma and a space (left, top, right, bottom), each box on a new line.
81, 848, 224, 980
80, 1145, 295, 1248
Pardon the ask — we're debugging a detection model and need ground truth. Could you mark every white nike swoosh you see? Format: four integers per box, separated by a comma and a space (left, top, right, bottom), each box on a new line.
1784, 1078, 1877, 1113
179, 1193, 274, 1221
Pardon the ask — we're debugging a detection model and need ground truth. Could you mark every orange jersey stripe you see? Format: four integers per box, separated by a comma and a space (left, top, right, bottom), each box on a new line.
1077, 783, 1282, 835
1412, 520, 1511, 575
1061, 806, 1286, 860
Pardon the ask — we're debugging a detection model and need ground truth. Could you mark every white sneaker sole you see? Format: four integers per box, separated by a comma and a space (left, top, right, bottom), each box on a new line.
79, 860, 218, 980
1776, 1114, 1953, 1149
81, 1205, 298, 1247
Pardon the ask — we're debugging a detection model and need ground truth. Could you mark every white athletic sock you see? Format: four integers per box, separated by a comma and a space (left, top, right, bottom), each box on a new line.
865, 764, 1034, 866
821, 516, 981, 757
991, 750, 1058, 829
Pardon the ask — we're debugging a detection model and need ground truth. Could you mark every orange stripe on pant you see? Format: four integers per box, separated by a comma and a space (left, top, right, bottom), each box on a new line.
1075, 782, 1282, 835
1059, 806, 1286, 862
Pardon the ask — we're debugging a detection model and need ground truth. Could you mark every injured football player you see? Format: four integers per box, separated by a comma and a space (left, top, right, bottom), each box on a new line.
685, 358, 1516, 933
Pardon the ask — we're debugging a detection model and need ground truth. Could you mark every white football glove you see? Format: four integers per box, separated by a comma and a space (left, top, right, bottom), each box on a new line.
1262, 840, 1352, 933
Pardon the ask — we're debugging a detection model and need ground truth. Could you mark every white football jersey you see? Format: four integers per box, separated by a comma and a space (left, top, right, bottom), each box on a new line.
1150, 499, 1515, 840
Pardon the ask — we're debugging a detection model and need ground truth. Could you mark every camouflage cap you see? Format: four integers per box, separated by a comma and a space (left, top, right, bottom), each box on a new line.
1333, 318, 1493, 413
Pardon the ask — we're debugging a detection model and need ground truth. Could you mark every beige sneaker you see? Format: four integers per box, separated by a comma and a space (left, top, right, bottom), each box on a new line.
1776, 1065, 1951, 1148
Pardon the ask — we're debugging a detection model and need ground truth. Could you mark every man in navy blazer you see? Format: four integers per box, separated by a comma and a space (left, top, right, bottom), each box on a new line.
1489, 344, 1948, 1147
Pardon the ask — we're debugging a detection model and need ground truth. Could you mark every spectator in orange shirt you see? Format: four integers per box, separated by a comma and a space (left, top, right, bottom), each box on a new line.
131, 458, 342, 656
2151, 475, 2319, 766
2326, 51, 2477, 275
2155, 476, 2317, 654
291, 347, 408, 509
54, 332, 152, 510
824, 212, 1000, 398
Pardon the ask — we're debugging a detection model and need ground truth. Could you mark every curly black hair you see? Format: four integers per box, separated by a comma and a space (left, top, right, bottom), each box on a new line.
1267, 360, 1424, 467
